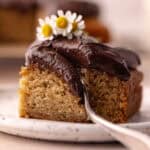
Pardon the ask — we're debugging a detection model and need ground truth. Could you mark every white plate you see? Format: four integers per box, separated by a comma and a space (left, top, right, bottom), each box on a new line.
0, 86, 150, 142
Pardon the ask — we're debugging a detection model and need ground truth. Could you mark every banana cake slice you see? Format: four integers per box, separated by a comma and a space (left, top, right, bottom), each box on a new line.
19, 35, 142, 123
19, 10, 143, 123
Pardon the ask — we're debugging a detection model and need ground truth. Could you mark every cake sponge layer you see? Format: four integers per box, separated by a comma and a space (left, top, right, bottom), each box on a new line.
19, 66, 87, 122
19, 66, 142, 123
82, 69, 142, 123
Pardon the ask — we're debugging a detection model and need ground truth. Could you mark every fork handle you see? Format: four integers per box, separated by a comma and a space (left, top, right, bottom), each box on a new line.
85, 95, 150, 150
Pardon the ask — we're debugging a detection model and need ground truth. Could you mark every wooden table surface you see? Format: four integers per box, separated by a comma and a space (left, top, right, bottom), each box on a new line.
0, 54, 149, 150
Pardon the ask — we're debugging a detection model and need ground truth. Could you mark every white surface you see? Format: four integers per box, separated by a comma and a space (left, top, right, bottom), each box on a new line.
0, 86, 150, 142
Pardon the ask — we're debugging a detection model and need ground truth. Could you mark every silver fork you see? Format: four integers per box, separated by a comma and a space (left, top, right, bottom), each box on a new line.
81, 79, 150, 150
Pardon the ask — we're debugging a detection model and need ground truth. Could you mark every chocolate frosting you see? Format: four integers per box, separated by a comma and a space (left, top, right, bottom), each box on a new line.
25, 35, 141, 98
115, 48, 141, 70
51, 37, 130, 80
26, 42, 83, 98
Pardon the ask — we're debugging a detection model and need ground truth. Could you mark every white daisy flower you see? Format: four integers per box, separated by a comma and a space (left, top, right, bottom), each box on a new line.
51, 10, 73, 37
36, 10, 86, 41
36, 16, 54, 41
71, 13, 85, 37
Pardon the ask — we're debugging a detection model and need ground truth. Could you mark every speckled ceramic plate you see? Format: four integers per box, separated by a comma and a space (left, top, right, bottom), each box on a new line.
0, 85, 150, 142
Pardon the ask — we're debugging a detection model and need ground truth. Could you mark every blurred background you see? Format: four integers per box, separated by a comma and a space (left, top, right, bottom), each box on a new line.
0, 0, 150, 86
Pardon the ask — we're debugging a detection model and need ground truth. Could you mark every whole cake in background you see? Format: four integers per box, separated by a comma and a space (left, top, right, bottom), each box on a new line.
19, 10, 143, 123
0, 0, 38, 43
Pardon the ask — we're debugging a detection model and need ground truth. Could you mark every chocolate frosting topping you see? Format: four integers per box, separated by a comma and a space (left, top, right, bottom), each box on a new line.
26, 42, 83, 98
115, 48, 141, 70
25, 35, 141, 97
51, 37, 130, 80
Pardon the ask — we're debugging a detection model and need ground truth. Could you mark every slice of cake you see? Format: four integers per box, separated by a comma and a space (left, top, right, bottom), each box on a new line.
19, 10, 143, 123
0, 0, 38, 43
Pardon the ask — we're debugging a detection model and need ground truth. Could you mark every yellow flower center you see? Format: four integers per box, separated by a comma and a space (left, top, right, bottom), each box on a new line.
72, 22, 78, 32
42, 24, 52, 37
56, 17, 68, 29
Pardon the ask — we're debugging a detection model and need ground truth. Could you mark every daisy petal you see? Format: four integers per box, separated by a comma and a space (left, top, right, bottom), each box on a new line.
49, 36, 54, 40
36, 33, 40, 38
66, 11, 71, 18
80, 24, 85, 29
36, 27, 41, 33
72, 13, 77, 20
76, 15, 82, 22
38, 18, 44, 26
51, 15, 57, 20
41, 37, 46, 41
78, 21, 85, 29
79, 20, 85, 26
45, 16, 50, 23
53, 29, 57, 35
36, 33, 42, 38
67, 24, 73, 32
37, 34, 44, 41
62, 31, 67, 36
74, 30, 83, 36
58, 10, 64, 16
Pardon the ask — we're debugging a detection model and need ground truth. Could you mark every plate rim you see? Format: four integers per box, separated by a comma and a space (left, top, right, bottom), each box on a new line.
0, 86, 150, 142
